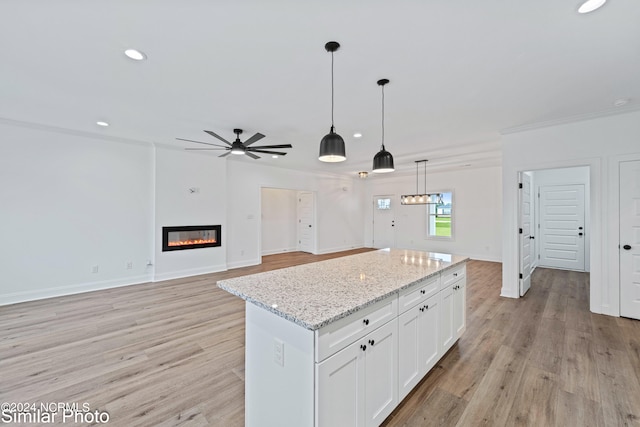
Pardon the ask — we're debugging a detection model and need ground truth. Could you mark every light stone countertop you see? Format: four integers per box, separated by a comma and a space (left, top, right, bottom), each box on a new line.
217, 248, 469, 330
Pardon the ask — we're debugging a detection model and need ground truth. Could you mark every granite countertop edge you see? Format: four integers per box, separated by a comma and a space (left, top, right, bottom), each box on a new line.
218, 255, 469, 331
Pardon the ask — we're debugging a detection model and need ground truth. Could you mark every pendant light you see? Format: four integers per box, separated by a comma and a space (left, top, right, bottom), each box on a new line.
401, 160, 443, 205
319, 41, 346, 162
372, 78, 394, 173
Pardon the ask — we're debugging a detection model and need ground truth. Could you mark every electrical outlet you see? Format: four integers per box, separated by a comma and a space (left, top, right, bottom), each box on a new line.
126, 261, 133, 270
91, 265, 99, 274
273, 338, 284, 367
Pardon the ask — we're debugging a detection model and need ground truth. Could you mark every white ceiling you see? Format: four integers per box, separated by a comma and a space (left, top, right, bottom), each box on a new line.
2, 0, 639, 177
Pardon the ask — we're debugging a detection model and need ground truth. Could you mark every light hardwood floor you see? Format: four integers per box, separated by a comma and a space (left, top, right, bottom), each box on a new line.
1, 250, 639, 426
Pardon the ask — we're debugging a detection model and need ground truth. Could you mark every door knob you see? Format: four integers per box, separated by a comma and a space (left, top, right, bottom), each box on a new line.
578, 232, 583, 236
578, 227, 583, 230
623, 244, 632, 250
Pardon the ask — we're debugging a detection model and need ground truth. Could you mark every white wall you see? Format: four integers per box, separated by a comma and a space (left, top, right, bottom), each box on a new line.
531, 166, 590, 272
226, 161, 366, 268
0, 122, 154, 305
501, 109, 640, 316
153, 148, 227, 280
364, 166, 502, 262
261, 188, 297, 255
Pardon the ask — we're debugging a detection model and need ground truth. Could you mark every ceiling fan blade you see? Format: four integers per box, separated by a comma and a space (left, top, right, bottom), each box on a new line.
245, 152, 260, 159
243, 132, 265, 147
219, 151, 232, 158
248, 144, 292, 149
204, 130, 232, 146
177, 138, 227, 148
248, 149, 288, 156
185, 148, 228, 151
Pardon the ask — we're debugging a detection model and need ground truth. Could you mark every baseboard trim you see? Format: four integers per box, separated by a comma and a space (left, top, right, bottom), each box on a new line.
153, 264, 228, 282
0, 274, 153, 306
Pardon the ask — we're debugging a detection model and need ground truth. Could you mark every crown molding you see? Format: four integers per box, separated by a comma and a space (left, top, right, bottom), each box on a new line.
500, 105, 640, 135
0, 116, 154, 147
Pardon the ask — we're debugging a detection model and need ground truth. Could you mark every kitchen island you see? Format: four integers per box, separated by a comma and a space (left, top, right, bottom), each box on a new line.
218, 248, 468, 427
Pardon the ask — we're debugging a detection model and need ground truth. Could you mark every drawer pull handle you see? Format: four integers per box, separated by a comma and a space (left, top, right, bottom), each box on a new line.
420, 289, 426, 294
368, 339, 375, 346
425, 304, 429, 310
453, 273, 458, 277
419, 307, 424, 312
360, 344, 367, 351
363, 319, 370, 326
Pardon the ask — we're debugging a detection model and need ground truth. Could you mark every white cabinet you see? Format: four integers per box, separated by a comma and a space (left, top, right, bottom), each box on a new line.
398, 293, 439, 400
439, 283, 454, 354
242, 260, 467, 427
316, 318, 398, 427
439, 264, 466, 355
453, 280, 466, 338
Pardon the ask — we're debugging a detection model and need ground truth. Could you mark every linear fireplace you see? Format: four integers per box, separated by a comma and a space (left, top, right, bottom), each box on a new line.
162, 225, 222, 251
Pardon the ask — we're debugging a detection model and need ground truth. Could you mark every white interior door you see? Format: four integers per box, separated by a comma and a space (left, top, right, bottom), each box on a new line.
297, 191, 315, 253
620, 160, 640, 320
372, 195, 395, 249
539, 184, 585, 271
519, 172, 532, 296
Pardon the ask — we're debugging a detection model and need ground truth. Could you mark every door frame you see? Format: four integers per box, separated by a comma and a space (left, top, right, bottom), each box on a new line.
609, 153, 640, 317
372, 194, 396, 249
518, 172, 532, 296
297, 190, 317, 254
508, 161, 598, 308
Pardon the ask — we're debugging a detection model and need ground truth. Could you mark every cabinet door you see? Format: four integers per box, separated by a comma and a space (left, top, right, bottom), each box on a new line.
316, 342, 365, 427
453, 279, 466, 338
419, 294, 440, 375
439, 284, 454, 354
364, 318, 398, 427
398, 294, 440, 401
398, 306, 421, 401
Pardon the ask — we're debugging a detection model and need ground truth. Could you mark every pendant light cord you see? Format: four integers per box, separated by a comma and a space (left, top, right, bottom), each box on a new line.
424, 160, 427, 195
381, 84, 385, 150
331, 51, 335, 130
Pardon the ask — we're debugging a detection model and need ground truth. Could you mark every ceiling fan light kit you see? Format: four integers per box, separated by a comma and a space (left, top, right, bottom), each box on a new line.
178, 128, 292, 159
319, 41, 346, 163
373, 78, 395, 173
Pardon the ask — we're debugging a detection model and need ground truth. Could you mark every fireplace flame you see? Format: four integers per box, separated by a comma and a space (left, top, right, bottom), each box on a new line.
168, 239, 217, 247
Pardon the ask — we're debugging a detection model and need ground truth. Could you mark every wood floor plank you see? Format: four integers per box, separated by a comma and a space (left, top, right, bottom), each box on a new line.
560, 330, 600, 402
555, 389, 605, 427
505, 364, 558, 426
455, 344, 527, 426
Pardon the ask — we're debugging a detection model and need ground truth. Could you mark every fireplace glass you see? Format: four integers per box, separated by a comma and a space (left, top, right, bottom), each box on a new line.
162, 225, 222, 251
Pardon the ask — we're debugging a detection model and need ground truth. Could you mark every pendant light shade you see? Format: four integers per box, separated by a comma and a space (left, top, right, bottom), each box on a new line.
319, 127, 346, 162
319, 41, 346, 163
372, 79, 394, 173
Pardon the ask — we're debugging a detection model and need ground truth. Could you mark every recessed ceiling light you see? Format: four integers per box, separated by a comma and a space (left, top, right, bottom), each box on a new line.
353, 133, 362, 138
96, 121, 110, 127
578, 0, 607, 14
124, 49, 147, 61
614, 98, 630, 107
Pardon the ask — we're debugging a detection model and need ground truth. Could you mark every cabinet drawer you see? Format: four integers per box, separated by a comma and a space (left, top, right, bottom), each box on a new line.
398, 274, 440, 314
441, 264, 466, 288
315, 296, 398, 362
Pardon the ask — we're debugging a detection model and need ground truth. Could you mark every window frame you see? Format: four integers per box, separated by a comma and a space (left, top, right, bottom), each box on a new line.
425, 190, 454, 241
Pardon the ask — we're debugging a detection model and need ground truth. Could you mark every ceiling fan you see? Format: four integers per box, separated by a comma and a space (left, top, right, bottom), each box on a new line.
177, 128, 293, 159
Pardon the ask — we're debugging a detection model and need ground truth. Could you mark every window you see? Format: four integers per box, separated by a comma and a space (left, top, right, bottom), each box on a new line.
427, 192, 453, 238
377, 198, 391, 210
